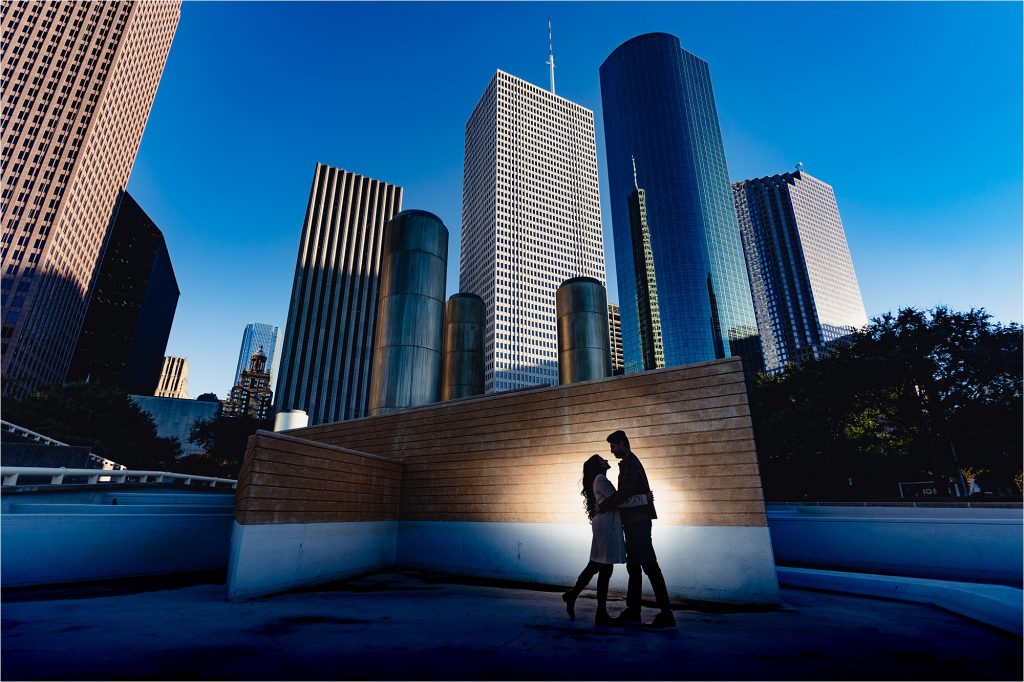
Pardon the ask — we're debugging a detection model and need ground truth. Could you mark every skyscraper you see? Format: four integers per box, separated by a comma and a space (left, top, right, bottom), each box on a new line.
607, 303, 624, 375
155, 355, 188, 399
460, 70, 605, 393
733, 169, 869, 371
232, 322, 282, 394
275, 163, 403, 425
67, 191, 179, 394
1, 0, 181, 399
223, 346, 273, 421
600, 33, 760, 375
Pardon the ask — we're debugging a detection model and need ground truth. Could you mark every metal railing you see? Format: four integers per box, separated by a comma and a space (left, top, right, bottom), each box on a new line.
1, 466, 236, 489
1, 420, 126, 471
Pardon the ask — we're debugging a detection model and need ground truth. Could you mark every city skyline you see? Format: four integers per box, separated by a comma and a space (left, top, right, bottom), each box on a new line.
124, 2, 1021, 397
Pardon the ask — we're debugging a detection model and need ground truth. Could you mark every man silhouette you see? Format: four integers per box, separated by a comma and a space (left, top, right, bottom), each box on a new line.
599, 429, 675, 630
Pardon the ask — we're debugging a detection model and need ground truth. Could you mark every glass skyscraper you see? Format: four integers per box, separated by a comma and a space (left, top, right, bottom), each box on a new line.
600, 33, 760, 375
733, 169, 868, 372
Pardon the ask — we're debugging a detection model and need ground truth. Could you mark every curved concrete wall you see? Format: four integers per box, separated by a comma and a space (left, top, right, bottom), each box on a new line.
768, 504, 1023, 586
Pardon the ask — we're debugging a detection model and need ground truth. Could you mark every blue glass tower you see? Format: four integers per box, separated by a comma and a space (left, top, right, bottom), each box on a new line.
600, 33, 761, 374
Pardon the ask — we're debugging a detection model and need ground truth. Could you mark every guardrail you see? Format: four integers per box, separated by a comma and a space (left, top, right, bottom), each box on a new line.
1, 467, 236, 489
1, 420, 127, 471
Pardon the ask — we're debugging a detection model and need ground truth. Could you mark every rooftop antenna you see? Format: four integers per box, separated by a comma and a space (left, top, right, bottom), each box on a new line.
546, 18, 556, 94
795, 161, 804, 174
631, 154, 639, 190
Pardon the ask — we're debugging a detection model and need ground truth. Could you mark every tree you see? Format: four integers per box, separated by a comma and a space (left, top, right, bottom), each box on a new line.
3, 382, 181, 470
188, 414, 272, 478
749, 307, 1022, 501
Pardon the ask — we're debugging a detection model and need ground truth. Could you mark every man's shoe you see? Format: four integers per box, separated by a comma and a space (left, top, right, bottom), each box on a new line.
594, 610, 614, 627
610, 608, 642, 625
644, 611, 676, 630
561, 590, 577, 620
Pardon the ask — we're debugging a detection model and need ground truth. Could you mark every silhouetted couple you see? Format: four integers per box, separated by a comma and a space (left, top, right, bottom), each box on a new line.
561, 430, 676, 630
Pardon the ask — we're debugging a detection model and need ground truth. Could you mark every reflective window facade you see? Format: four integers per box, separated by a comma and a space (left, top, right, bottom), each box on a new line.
600, 33, 760, 375
733, 170, 868, 372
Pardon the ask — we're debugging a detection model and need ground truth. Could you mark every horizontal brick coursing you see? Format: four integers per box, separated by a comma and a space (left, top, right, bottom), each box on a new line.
236, 358, 766, 527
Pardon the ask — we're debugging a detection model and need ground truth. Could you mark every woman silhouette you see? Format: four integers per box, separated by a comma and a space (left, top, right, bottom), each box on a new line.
561, 454, 627, 625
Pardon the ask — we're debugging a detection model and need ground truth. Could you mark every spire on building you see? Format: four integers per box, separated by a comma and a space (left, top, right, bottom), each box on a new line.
546, 18, 556, 94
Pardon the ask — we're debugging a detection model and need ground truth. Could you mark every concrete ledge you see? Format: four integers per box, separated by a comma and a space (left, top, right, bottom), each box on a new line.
777, 566, 1023, 637
226, 520, 398, 600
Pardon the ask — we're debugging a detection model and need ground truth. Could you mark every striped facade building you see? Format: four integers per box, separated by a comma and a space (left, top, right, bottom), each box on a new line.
1, 0, 180, 399
275, 163, 403, 425
154, 354, 187, 399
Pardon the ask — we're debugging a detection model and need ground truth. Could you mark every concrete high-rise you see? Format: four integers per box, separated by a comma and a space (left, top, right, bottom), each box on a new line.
155, 355, 188, 399
460, 70, 605, 393
232, 323, 282, 394
67, 191, 179, 394
600, 33, 761, 375
1, 1, 181, 399
733, 169, 868, 371
275, 163, 403, 425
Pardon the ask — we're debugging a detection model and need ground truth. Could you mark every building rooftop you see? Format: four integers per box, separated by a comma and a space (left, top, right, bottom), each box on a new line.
2, 570, 1020, 680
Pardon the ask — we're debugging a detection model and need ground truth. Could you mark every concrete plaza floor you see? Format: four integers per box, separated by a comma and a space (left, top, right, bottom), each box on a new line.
2, 570, 1021, 681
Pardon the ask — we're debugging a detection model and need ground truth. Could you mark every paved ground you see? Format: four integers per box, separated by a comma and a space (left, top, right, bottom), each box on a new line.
2, 571, 1021, 680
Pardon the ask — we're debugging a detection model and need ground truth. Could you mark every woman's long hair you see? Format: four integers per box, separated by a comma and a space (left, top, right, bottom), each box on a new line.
581, 454, 605, 521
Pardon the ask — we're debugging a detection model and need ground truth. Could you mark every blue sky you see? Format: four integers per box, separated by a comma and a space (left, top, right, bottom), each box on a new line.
127, 1, 1023, 398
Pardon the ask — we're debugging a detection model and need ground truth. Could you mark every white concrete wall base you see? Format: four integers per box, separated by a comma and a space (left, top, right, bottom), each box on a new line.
396, 521, 780, 606
778, 566, 1024, 637
226, 520, 398, 601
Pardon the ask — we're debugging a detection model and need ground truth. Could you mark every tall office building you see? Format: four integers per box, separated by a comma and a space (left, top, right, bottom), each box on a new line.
155, 355, 188, 399
608, 303, 624, 375
275, 163, 403, 425
232, 322, 281, 393
733, 169, 868, 372
67, 191, 178, 394
460, 70, 605, 393
1, 1, 181, 399
223, 346, 273, 421
600, 33, 761, 375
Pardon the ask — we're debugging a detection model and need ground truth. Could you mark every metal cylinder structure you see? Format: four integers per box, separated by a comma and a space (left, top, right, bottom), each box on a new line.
368, 210, 449, 416
273, 409, 308, 432
441, 293, 485, 401
556, 277, 612, 385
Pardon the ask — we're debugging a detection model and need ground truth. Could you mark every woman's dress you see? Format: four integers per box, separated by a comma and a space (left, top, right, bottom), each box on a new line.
590, 473, 626, 564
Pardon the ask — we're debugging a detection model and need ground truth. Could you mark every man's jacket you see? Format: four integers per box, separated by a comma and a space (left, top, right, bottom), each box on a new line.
607, 452, 658, 523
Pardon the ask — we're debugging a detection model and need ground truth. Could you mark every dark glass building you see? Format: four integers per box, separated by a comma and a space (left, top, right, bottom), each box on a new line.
600, 33, 761, 375
68, 192, 179, 394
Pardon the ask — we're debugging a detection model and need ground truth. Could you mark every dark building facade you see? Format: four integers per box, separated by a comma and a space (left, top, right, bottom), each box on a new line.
733, 169, 868, 372
600, 33, 761, 375
223, 347, 273, 421
275, 164, 403, 425
67, 192, 178, 394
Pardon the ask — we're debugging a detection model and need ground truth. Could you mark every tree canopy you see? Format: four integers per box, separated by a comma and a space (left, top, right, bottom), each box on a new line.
188, 414, 272, 478
749, 307, 1022, 501
3, 382, 181, 470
